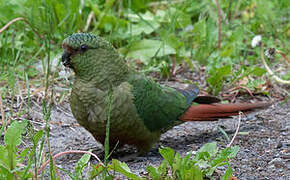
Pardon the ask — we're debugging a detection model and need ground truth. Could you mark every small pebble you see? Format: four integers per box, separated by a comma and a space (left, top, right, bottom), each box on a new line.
276, 141, 283, 149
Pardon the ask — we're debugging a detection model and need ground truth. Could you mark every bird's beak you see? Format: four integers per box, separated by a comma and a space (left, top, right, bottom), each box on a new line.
61, 51, 72, 68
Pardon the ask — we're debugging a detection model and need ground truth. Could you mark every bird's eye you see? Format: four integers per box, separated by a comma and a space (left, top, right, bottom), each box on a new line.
80, 44, 88, 51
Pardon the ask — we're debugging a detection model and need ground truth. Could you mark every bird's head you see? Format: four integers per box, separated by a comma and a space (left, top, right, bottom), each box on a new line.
61, 33, 128, 87
62, 33, 115, 70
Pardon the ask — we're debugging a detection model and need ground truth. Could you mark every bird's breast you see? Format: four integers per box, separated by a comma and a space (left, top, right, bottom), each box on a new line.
69, 81, 160, 148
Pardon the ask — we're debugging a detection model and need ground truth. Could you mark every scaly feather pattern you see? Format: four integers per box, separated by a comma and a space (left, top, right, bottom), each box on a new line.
62, 33, 271, 153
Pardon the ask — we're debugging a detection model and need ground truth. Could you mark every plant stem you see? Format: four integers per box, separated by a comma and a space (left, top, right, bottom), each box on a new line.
105, 88, 113, 165
260, 45, 290, 84
216, 0, 222, 49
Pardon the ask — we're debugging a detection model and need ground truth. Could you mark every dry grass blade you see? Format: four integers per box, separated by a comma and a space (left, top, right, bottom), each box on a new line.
35, 150, 105, 178
215, 0, 222, 49
227, 112, 242, 147
0, 17, 41, 38
260, 45, 290, 84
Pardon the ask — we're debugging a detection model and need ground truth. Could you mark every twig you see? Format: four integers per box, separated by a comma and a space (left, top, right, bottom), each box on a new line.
53, 154, 62, 180
16, 163, 34, 178
228, 85, 255, 102
0, 17, 24, 33
260, 45, 290, 84
170, 55, 176, 77
276, 50, 290, 64
227, 112, 242, 147
227, 0, 233, 21
83, 11, 95, 32
215, 0, 222, 49
230, 86, 254, 97
35, 150, 104, 178
0, 17, 41, 39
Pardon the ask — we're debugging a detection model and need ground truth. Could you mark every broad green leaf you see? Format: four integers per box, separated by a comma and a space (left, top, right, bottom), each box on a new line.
212, 146, 239, 167
75, 153, 91, 177
126, 11, 156, 23
220, 45, 234, 57
4, 120, 27, 147
198, 142, 218, 158
227, 146, 239, 159
251, 67, 267, 76
128, 21, 160, 36
18, 147, 30, 163
206, 165, 220, 177
120, 39, 175, 64
0, 145, 9, 170
122, 1, 149, 11
109, 159, 140, 180
185, 166, 203, 180
159, 147, 175, 167
89, 164, 105, 179
146, 165, 162, 180
33, 130, 44, 145
195, 159, 210, 169
181, 152, 192, 169
222, 166, 233, 180
207, 65, 232, 95
160, 29, 184, 51
192, 19, 207, 43
173, 153, 181, 175
158, 160, 168, 177
164, 8, 191, 28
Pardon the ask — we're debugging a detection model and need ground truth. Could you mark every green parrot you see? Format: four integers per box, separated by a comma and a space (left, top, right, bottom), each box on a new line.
61, 33, 269, 153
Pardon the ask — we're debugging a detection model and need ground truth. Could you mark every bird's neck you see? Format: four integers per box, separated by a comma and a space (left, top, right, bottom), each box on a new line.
74, 49, 130, 90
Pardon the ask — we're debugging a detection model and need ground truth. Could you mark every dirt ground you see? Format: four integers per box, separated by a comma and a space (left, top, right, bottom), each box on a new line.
26, 89, 289, 180
1, 63, 289, 179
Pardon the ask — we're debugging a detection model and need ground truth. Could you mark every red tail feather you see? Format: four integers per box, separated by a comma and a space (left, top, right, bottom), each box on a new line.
180, 102, 271, 121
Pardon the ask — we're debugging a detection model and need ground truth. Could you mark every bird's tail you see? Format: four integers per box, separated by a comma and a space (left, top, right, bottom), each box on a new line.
180, 102, 271, 121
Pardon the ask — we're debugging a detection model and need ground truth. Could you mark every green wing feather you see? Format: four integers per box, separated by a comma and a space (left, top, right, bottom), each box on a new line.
128, 72, 192, 132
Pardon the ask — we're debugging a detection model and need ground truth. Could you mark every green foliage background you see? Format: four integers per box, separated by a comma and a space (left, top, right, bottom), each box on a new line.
0, 0, 289, 94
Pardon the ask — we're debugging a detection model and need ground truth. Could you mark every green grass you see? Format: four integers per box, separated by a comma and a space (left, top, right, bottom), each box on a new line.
0, 0, 289, 93
0, 0, 289, 179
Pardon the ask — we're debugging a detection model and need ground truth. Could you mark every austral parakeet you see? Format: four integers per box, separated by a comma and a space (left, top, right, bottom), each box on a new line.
61, 33, 270, 153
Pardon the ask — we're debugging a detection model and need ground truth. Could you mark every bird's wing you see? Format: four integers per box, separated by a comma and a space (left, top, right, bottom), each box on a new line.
127, 73, 198, 132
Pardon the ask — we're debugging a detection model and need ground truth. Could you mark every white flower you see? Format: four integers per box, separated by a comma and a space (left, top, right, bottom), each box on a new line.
251, 35, 262, 47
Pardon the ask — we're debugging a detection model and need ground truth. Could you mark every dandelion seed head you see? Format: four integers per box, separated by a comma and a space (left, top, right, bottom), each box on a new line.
251, 35, 262, 47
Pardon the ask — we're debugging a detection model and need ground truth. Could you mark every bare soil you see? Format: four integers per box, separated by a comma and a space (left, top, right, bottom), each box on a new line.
26, 88, 289, 179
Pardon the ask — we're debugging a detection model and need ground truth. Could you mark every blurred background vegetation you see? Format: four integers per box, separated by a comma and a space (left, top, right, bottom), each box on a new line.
0, 0, 289, 95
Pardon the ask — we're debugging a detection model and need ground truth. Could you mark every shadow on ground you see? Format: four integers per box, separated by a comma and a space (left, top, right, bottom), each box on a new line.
28, 98, 289, 179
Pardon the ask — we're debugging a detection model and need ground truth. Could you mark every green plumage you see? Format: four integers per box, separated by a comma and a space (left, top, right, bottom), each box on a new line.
62, 33, 197, 152
128, 74, 188, 132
